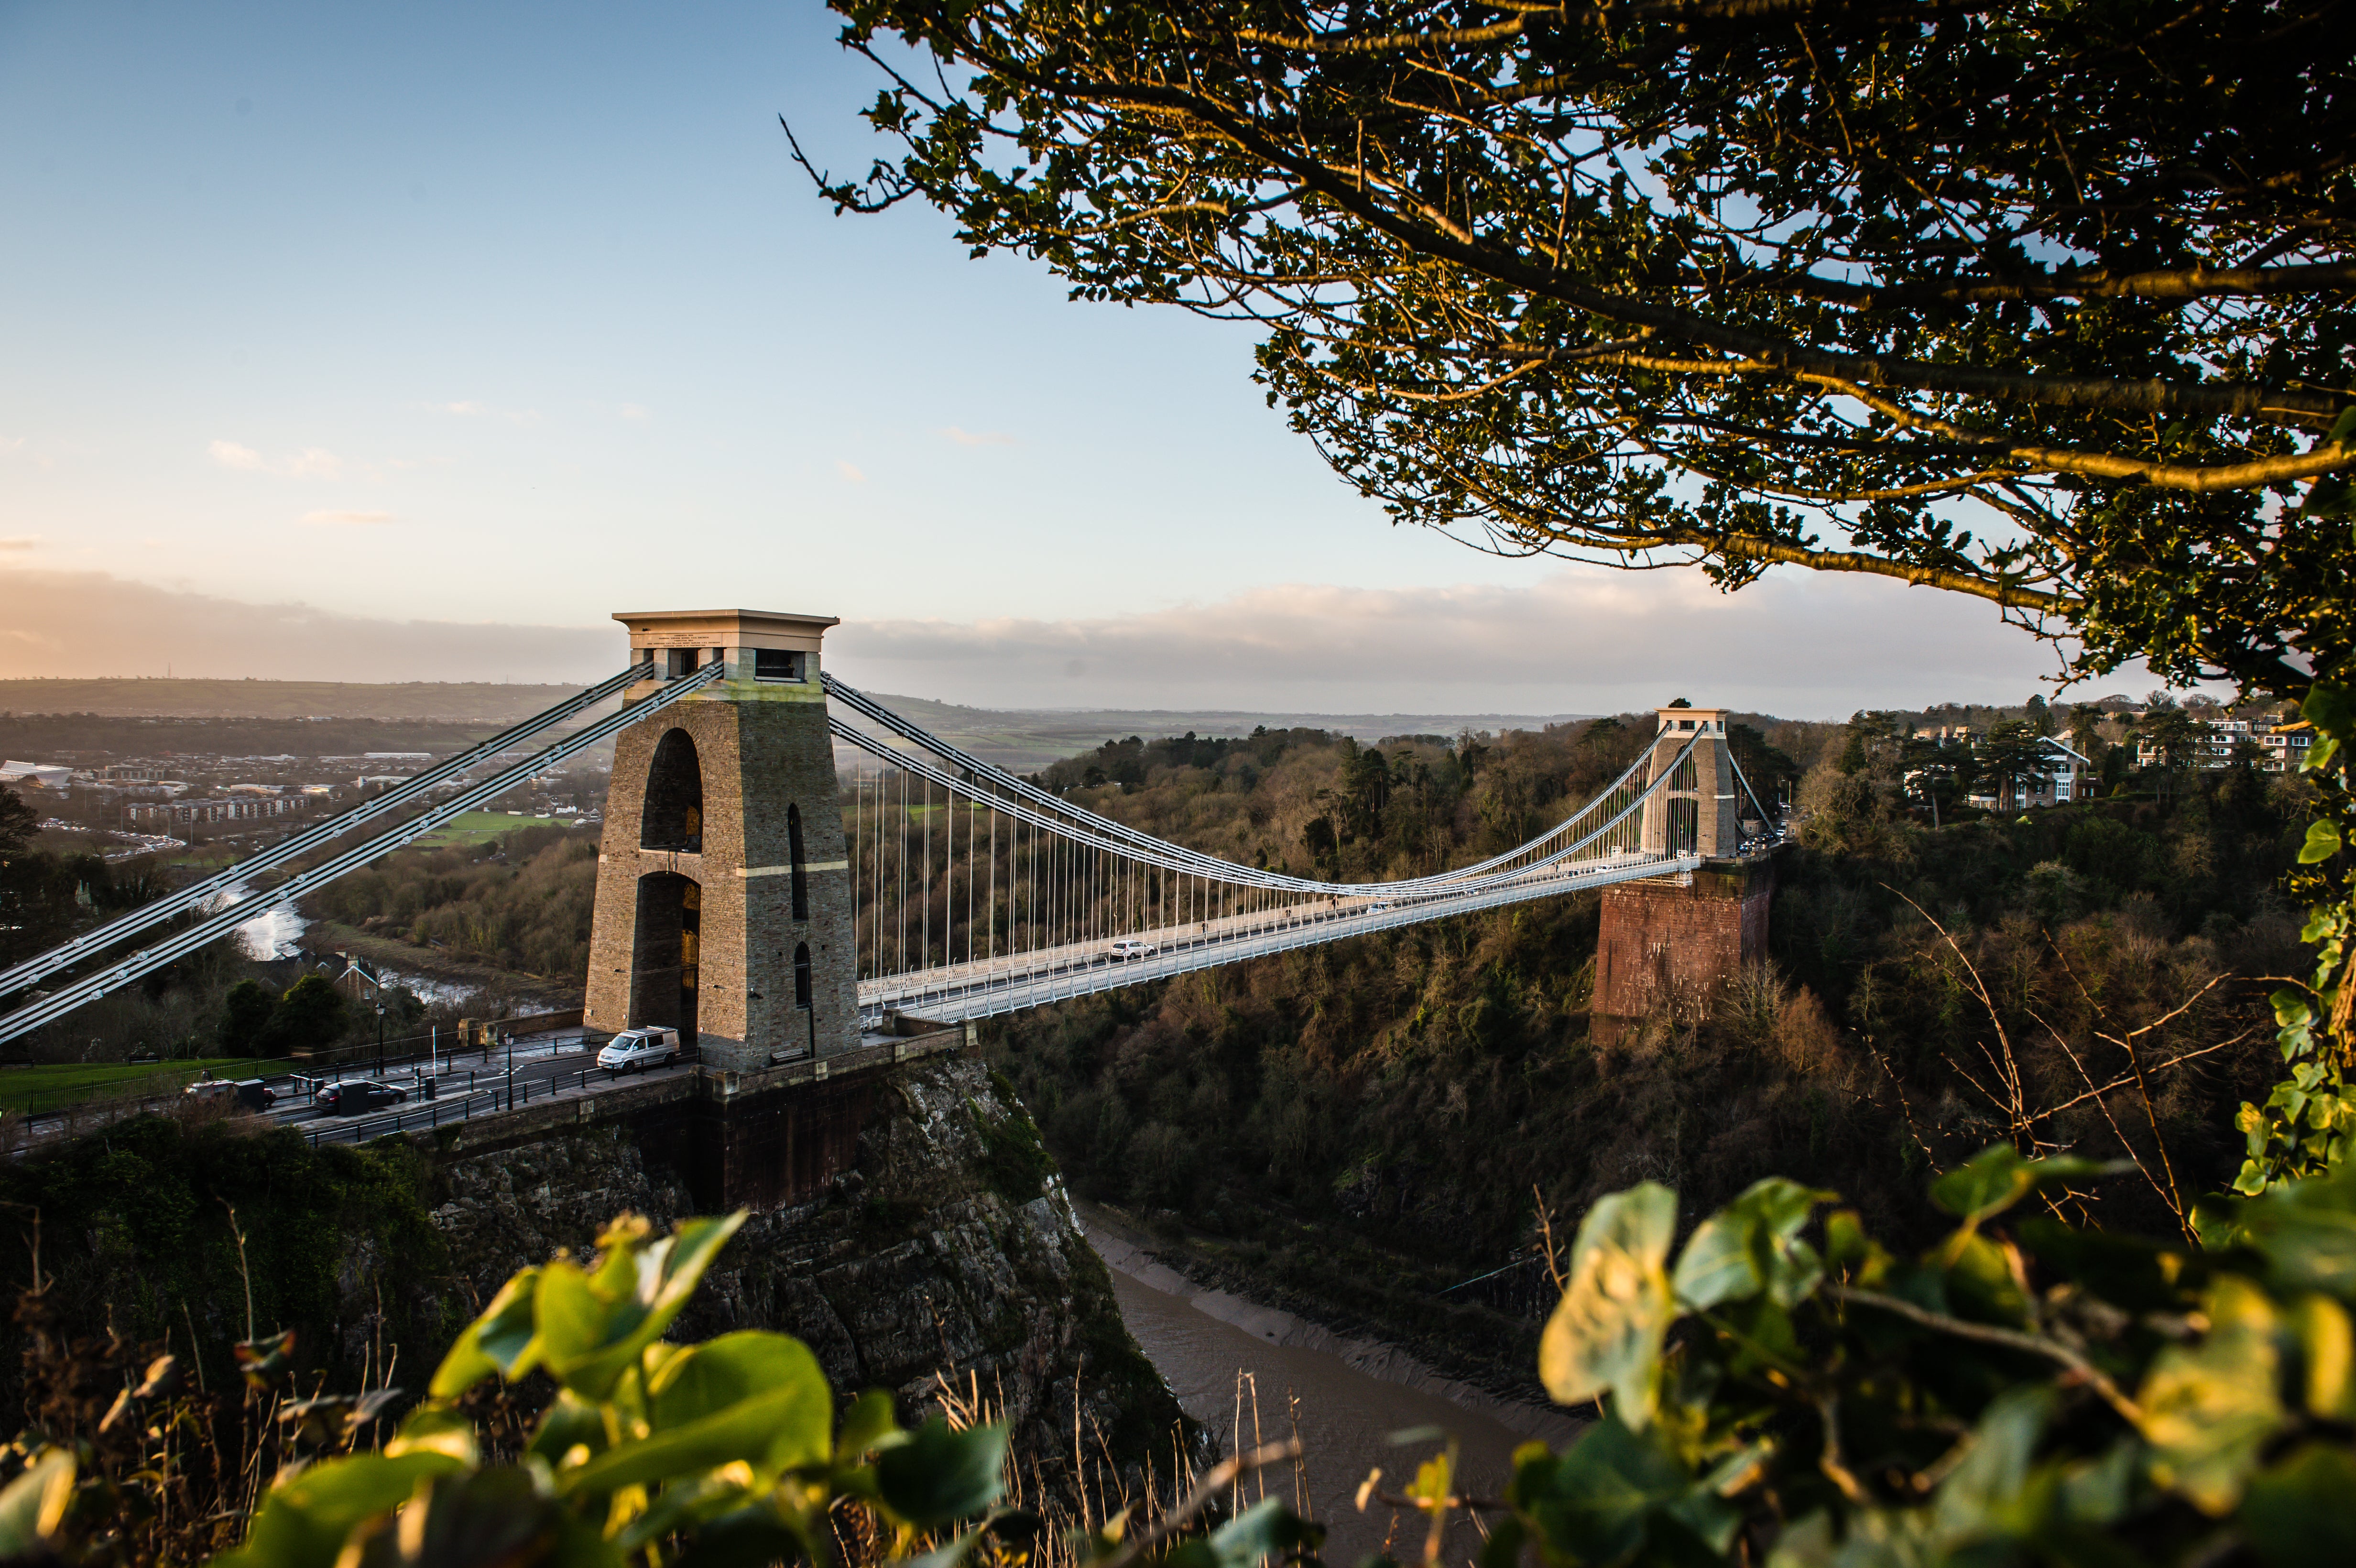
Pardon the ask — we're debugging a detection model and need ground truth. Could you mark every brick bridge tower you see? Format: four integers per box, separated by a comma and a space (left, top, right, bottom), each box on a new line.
1592, 706, 1775, 1036
584, 609, 860, 1068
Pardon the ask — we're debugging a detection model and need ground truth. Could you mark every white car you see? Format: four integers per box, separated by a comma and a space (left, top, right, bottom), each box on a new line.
597, 1027, 681, 1075
1106, 939, 1159, 960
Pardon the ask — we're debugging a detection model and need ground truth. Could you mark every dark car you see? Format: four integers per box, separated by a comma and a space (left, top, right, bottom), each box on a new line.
315, 1079, 407, 1117
183, 1077, 276, 1113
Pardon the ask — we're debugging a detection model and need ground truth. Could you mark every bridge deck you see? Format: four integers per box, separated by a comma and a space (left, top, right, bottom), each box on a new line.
858, 849, 1700, 1024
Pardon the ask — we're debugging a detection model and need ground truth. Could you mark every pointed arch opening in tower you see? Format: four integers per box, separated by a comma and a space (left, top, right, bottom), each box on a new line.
630, 871, 700, 1044
641, 728, 704, 851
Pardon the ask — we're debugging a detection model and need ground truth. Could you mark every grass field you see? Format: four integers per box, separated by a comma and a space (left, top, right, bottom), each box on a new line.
409, 811, 592, 847
0, 1056, 298, 1115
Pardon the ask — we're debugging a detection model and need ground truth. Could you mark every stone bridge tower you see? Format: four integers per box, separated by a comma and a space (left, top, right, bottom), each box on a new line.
1594, 706, 1776, 1037
584, 610, 860, 1068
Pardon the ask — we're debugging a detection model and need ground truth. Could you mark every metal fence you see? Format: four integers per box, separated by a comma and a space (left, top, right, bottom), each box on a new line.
296, 1050, 702, 1148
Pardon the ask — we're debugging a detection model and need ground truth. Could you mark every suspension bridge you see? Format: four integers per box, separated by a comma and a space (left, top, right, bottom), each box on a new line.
0, 609, 1781, 1068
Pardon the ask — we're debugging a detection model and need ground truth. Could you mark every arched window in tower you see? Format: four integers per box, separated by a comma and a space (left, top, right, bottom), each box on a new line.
787, 803, 809, 921
640, 728, 703, 851
793, 943, 813, 1010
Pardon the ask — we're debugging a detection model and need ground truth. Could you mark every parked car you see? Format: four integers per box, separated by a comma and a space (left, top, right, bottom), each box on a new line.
1105, 939, 1159, 960
183, 1077, 276, 1113
597, 1028, 681, 1075
315, 1079, 407, 1117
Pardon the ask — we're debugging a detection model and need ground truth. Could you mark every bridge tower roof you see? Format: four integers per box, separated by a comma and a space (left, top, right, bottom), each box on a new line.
613, 608, 840, 652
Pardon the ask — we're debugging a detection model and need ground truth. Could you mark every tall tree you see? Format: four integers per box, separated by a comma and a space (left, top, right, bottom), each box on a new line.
809, 0, 2355, 696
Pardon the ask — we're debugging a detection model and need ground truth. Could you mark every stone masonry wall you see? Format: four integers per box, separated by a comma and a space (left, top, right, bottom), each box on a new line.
585, 675, 860, 1067
1593, 857, 1775, 1024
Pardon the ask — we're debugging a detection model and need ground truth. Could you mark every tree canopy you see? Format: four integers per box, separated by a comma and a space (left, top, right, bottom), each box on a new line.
806, 0, 2354, 694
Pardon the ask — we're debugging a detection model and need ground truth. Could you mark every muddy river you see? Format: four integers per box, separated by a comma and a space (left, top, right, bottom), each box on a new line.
1082, 1205, 1579, 1566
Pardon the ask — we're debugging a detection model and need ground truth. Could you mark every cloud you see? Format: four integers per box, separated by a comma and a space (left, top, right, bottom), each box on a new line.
0, 565, 2189, 720
941, 425, 1016, 447
0, 536, 42, 552
836, 460, 866, 483
0, 569, 611, 683
828, 568, 2176, 719
435, 400, 540, 424
209, 439, 342, 479
619, 404, 651, 421
300, 510, 395, 527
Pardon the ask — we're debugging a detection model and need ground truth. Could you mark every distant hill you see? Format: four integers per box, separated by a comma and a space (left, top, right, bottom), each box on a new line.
0, 677, 1592, 770
0, 678, 577, 723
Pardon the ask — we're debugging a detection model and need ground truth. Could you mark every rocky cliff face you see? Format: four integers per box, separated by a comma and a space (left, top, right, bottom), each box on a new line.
429, 1056, 1185, 1484
0, 1056, 1185, 1497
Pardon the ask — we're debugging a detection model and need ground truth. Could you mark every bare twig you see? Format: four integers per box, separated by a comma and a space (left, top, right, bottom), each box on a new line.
1098, 1440, 1304, 1568
1831, 1286, 2144, 1425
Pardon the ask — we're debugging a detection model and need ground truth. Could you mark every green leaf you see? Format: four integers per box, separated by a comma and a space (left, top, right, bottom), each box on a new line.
2239, 1444, 2356, 1568
2298, 681, 2354, 741
873, 1417, 1008, 1529
0, 1449, 74, 1557
1509, 1414, 1700, 1568
2138, 1276, 2286, 1515
428, 1266, 540, 1399
2287, 1294, 2355, 1419
216, 1451, 470, 1568
560, 1383, 836, 1498
1930, 1387, 2051, 1538
385, 1403, 479, 1466
534, 1211, 748, 1401
1671, 1177, 1832, 1310
1164, 1497, 1324, 1568
648, 1331, 831, 1469
2298, 819, 2343, 864
1930, 1145, 2106, 1224
1538, 1183, 1678, 1426
338, 1467, 611, 1568
2200, 1168, 2356, 1295
835, 1388, 901, 1463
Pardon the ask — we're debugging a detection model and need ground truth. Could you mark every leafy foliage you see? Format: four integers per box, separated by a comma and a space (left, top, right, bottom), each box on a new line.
2235, 679, 2356, 1192
0, 1209, 1298, 1568
810, 1, 2355, 695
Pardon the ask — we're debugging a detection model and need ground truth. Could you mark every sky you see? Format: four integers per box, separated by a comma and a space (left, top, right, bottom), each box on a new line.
0, 1, 2168, 719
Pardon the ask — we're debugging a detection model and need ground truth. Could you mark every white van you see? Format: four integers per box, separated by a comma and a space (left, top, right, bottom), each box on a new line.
597, 1027, 681, 1075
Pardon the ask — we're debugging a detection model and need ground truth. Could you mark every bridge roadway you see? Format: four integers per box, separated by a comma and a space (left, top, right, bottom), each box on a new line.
857, 848, 1703, 1025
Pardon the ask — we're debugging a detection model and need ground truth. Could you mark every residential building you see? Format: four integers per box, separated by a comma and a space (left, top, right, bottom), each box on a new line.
2137, 716, 2312, 772
123, 795, 310, 829
1965, 736, 2095, 810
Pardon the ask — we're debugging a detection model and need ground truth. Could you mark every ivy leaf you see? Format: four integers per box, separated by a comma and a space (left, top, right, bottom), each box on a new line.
647, 1332, 831, 1468
1538, 1183, 1678, 1426
2239, 1444, 2356, 1568
534, 1212, 748, 1401
216, 1451, 471, 1568
1507, 1415, 1718, 1567
0, 1449, 75, 1558
2138, 1277, 2286, 1514
1163, 1497, 1324, 1568
1930, 1145, 2108, 1224
428, 1267, 541, 1399
874, 1418, 1008, 1529
1672, 1177, 1833, 1310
